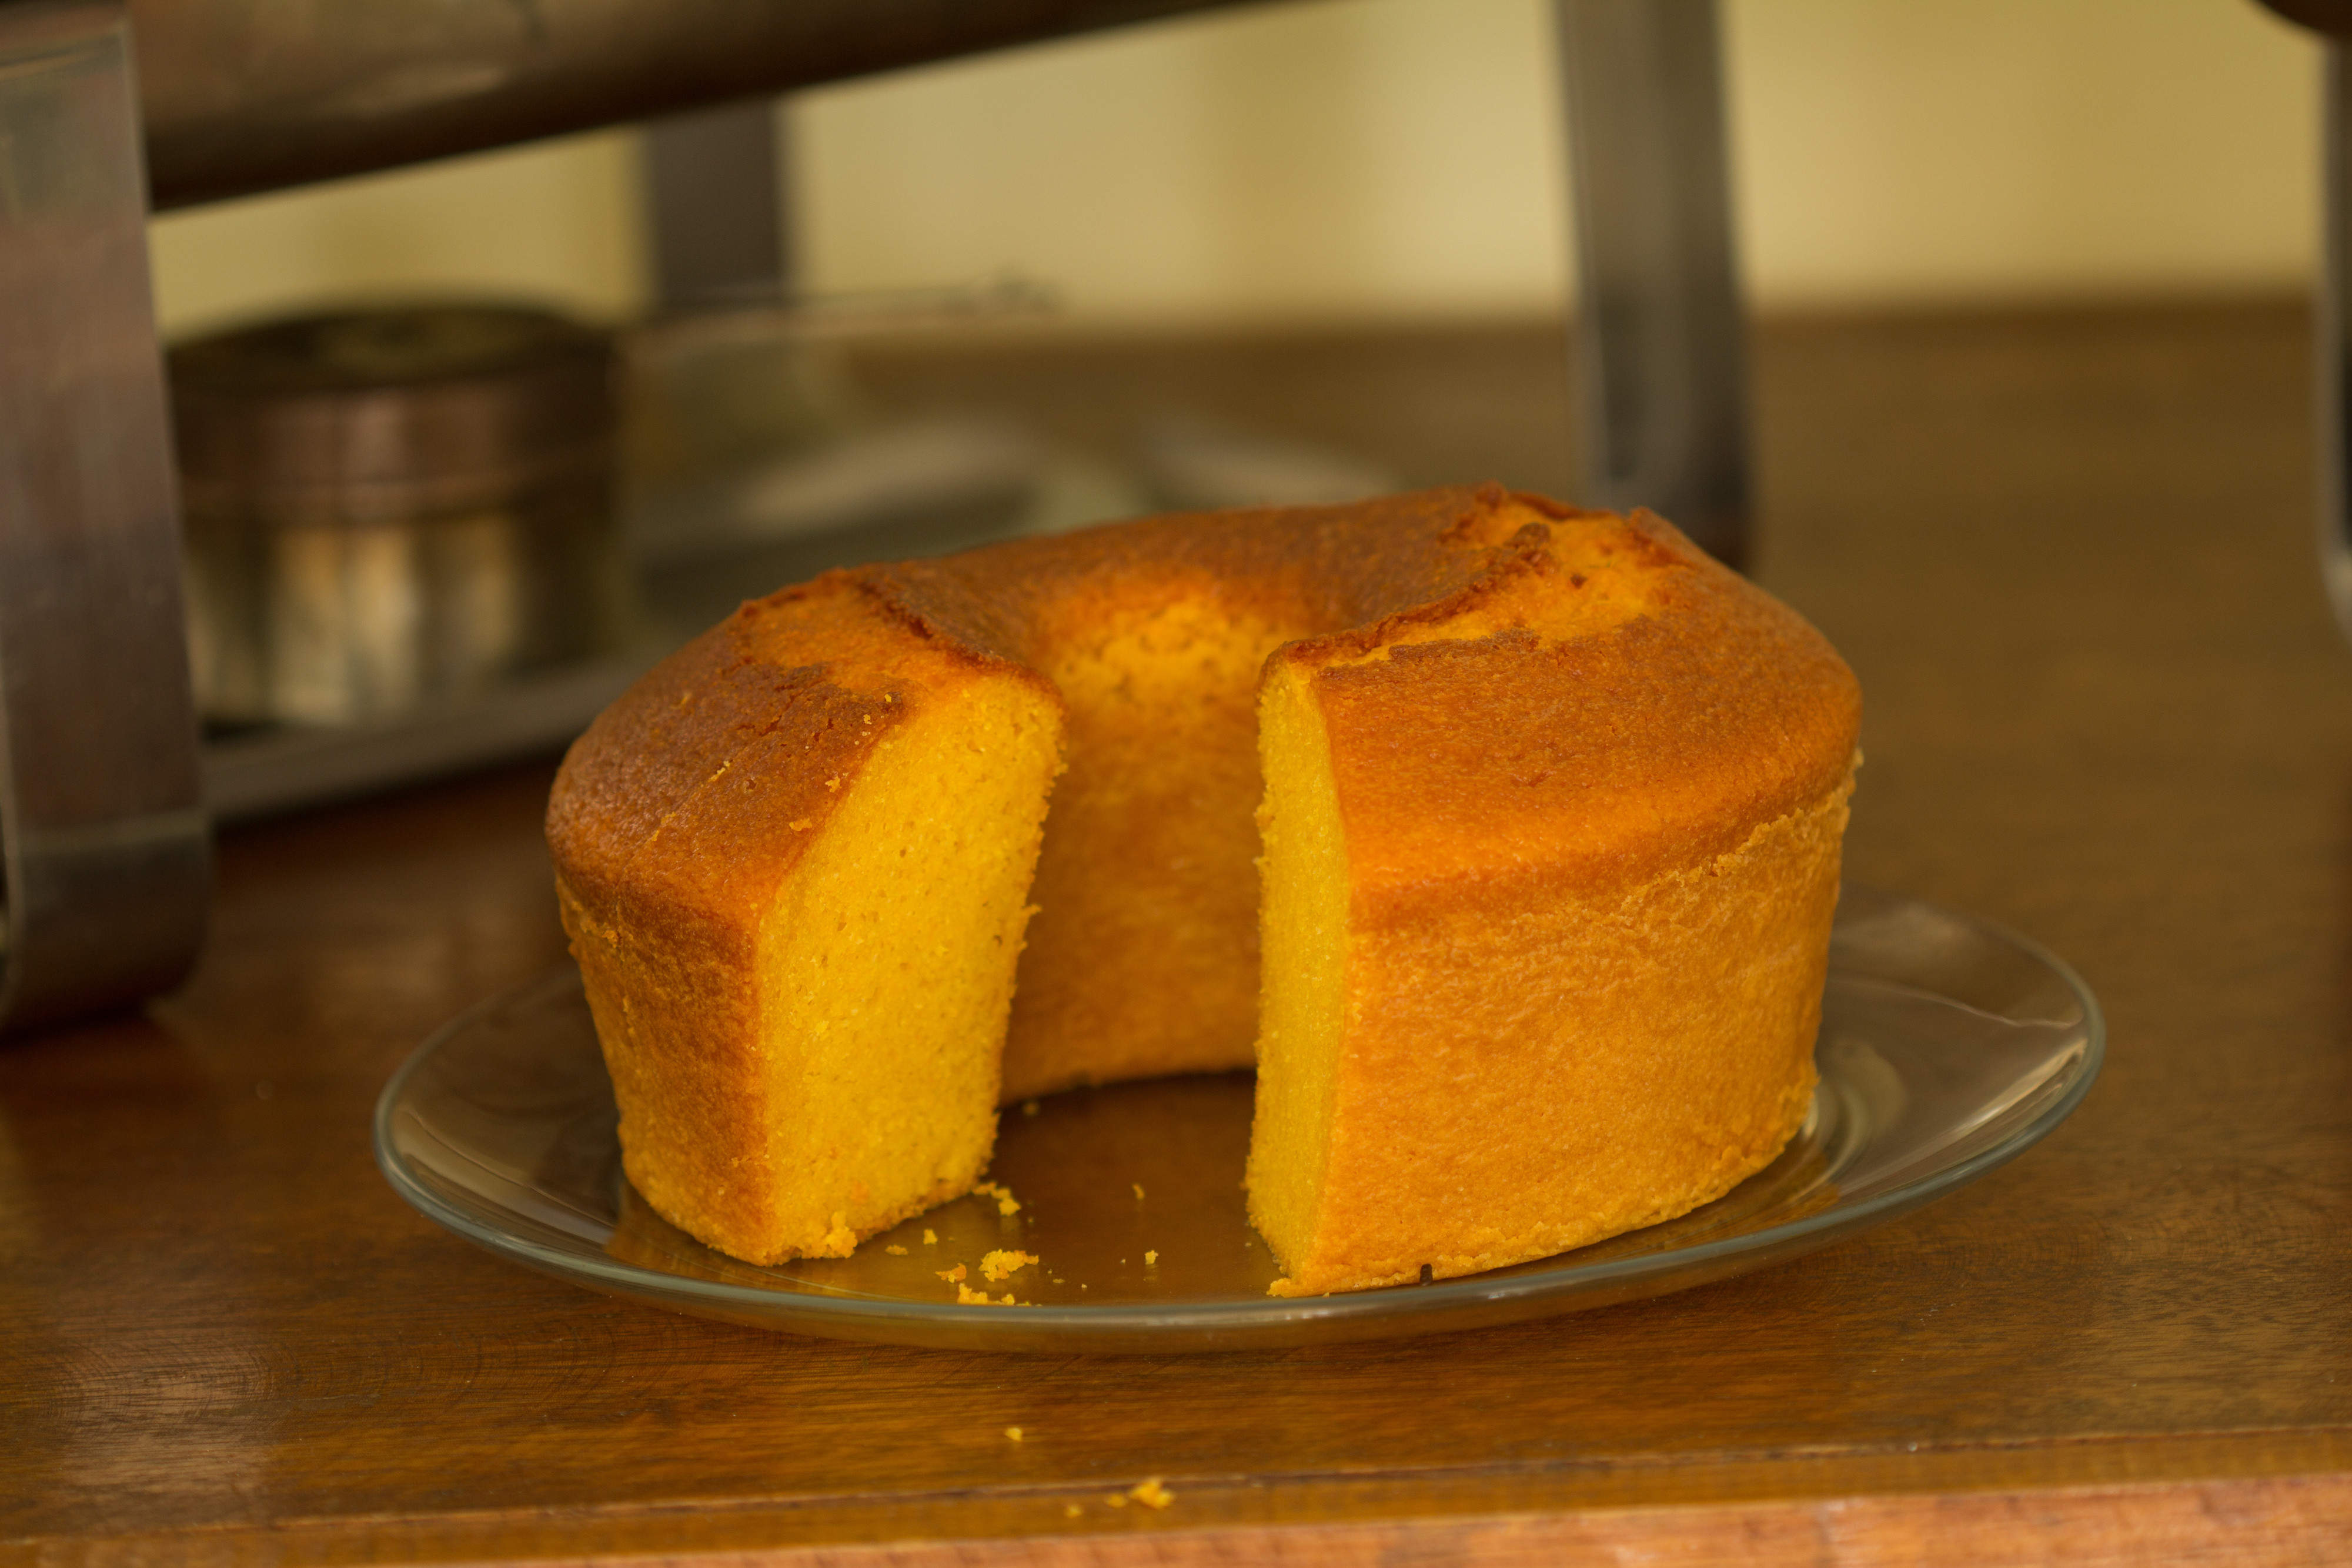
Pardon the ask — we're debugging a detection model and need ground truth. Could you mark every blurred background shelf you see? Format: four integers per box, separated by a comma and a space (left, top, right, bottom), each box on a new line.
162, 0, 2326, 821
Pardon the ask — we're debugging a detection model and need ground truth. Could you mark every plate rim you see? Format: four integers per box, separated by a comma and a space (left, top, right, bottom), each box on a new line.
374, 886, 2105, 1339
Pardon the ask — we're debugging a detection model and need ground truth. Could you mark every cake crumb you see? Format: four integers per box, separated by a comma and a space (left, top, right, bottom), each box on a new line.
923, 1229, 937, 1245
957, 1282, 1020, 1305
1005, 1426, 1024, 1442
937, 1263, 968, 1283
981, 1249, 1038, 1282
1063, 1503, 1083, 1518
884, 1244, 907, 1256
787, 818, 813, 831
1132, 1183, 1145, 1201
1144, 1250, 1158, 1266
1128, 1478, 1174, 1510
1104, 1495, 1127, 1509
974, 1181, 1023, 1216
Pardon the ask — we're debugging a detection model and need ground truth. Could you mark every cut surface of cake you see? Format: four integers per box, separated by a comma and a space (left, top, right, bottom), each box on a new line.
546, 484, 1860, 1288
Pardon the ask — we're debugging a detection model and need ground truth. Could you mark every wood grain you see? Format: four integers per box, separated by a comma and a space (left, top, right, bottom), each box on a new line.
4, 301, 2348, 1565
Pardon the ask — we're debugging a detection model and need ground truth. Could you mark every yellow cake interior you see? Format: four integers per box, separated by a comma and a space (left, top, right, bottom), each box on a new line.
1003, 592, 1296, 1100
751, 677, 1063, 1255
1243, 657, 1352, 1269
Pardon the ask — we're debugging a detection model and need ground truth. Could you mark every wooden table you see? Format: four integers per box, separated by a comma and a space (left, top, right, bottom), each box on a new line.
6, 303, 2348, 1564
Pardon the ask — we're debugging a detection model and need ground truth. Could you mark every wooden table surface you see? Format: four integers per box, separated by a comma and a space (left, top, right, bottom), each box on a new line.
6, 303, 2350, 1565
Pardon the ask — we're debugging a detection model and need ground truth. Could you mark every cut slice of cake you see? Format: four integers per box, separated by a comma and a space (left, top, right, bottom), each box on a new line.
549, 582, 1064, 1264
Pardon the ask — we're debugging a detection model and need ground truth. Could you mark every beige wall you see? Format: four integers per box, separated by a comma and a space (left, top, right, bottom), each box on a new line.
149, 129, 647, 336
1726, 0, 2317, 306
148, 0, 2321, 339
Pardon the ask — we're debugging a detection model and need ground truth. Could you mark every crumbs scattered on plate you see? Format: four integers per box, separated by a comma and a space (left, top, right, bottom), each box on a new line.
957, 1282, 1020, 1305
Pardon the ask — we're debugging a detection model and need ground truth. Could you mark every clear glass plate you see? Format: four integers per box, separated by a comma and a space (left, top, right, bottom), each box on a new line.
375, 887, 2102, 1353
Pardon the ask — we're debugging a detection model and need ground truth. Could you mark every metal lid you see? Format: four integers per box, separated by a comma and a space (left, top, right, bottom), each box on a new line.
171, 304, 615, 526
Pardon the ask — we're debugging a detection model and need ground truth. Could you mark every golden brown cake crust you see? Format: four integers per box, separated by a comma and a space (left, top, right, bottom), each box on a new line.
549, 578, 1054, 930
551, 482, 1850, 915
1302, 508, 1860, 917
870, 483, 1518, 657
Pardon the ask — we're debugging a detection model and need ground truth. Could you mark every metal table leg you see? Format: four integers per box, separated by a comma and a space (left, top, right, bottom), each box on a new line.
645, 98, 789, 312
0, 1, 209, 1033
2323, 41, 2352, 641
1557, 0, 1749, 569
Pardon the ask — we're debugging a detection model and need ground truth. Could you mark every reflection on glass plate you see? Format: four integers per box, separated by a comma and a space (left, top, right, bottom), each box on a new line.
375, 888, 2101, 1353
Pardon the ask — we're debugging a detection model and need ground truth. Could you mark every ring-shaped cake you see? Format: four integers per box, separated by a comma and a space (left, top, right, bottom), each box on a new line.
547, 484, 1860, 1296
